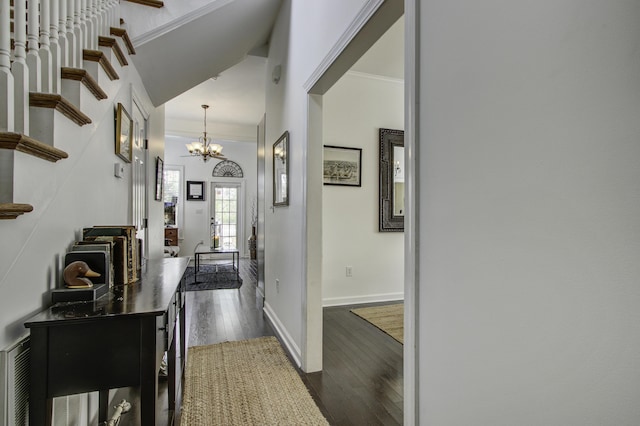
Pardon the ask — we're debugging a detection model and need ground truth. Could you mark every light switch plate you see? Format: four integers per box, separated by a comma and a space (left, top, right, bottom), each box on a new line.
114, 163, 125, 178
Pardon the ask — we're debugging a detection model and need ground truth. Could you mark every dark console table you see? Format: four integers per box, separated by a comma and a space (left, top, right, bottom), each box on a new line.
25, 257, 189, 425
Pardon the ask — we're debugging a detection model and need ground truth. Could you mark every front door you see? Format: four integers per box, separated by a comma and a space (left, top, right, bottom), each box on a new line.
211, 182, 242, 251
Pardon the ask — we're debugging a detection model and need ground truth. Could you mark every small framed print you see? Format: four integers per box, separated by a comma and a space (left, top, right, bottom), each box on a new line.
115, 103, 133, 163
186, 181, 205, 201
323, 145, 362, 187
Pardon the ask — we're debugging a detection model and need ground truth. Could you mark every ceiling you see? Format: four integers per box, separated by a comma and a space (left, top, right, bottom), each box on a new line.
164, 55, 268, 142
123, 1, 403, 143
126, 0, 282, 107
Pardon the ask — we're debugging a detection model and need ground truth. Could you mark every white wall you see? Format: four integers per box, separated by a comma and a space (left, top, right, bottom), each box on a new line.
413, 0, 640, 424
0, 56, 163, 351
264, 0, 370, 369
164, 136, 257, 258
322, 71, 403, 306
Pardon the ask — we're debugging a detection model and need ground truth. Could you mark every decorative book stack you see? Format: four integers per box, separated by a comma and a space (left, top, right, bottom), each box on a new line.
51, 225, 141, 304
83, 225, 140, 284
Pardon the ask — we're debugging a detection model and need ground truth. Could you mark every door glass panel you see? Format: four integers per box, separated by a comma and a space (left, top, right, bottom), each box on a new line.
213, 185, 239, 250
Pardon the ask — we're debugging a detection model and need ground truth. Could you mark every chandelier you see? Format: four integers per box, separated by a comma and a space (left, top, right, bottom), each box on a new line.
185, 105, 225, 162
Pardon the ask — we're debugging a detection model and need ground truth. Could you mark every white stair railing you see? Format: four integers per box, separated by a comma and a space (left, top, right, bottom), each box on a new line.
2, 0, 124, 134
1, 0, 129, 219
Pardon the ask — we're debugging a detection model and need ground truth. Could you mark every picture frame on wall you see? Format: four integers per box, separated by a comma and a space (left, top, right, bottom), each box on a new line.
273, 131, 289, 206
115, 103, 133, 163
155, 157, 163, 201
323, 145, 362, 187
186, 181, 205, 201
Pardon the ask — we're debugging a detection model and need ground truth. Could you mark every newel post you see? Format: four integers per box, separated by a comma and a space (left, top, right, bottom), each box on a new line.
0, 0, 14, 131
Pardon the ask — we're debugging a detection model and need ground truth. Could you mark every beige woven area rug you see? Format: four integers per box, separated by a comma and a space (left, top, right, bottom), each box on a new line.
181, 336, 328, 425
351, 303, 404, 344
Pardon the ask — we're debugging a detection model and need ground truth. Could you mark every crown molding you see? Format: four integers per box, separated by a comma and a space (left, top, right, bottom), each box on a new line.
346, 70, 403, 84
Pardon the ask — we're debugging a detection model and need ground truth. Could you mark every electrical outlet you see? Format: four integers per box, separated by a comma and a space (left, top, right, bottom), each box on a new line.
346, 266, 353, 277
275, 279, 280, 292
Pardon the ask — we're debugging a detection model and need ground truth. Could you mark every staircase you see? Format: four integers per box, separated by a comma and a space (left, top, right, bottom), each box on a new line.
0, 0, 155, 219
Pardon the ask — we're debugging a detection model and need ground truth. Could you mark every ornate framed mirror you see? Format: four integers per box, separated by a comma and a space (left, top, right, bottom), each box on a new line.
273, 131, 289, 207
379, 128, 404, 232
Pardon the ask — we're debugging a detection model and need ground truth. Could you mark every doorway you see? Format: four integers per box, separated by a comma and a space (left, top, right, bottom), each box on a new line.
131, 97, 148, 265
210, 181, 244, 252
301, 0, 406, 410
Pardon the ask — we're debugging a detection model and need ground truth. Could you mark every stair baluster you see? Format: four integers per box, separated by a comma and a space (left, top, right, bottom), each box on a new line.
111, 0, 119, 29
50, 0, 62, 94
58, 0, 68, 67
72, 0, 82, 65
79, 0, 89, 49
39, 0, 53, 93
0, 0, 14, 131
12, 0, 29, 134
66, 0, 77, 67
99, 0, 107, 40
91, 0, 100, 40
26, 0, 42, 92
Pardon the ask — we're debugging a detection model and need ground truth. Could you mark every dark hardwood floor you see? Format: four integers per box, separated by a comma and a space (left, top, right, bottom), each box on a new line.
305, 305, 403, 426
115, 258, 403, 425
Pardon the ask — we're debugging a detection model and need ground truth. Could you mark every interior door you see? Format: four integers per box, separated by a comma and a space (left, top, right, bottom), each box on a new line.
257, 115, 266, 297
131, 100, 147, 265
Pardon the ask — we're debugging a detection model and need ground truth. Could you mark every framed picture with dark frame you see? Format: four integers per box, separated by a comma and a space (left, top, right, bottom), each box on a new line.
186, 180, 205, 201
273, 131, 289, 206
323, 145, 362, 187
115, 103, 133, 163
155, 157, 163, 201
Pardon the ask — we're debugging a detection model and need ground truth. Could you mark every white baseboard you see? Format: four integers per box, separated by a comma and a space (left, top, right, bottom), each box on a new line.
322, 292, 404, 307
263, 302, 302, 368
